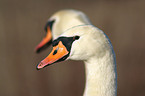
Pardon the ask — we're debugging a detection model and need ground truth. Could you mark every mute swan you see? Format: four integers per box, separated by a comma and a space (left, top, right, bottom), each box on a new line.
37, 25, 117, 96
35, 9, 91, 53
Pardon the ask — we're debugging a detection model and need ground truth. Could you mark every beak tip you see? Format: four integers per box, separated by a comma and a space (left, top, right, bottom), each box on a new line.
34, 46, 40, 53
36, 64, 40, 70
36, 62, 46, 70
36, 67, 40, 70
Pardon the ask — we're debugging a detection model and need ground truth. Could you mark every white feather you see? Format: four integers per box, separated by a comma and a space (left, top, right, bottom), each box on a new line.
48, 9, 91, 39
60, 25, 117, 96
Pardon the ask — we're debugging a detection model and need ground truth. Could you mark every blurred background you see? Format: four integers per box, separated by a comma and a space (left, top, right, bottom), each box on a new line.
0, 0, 145, 96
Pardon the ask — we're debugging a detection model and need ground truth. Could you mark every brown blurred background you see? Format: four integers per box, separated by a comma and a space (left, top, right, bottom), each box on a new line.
0, 0, 145, 96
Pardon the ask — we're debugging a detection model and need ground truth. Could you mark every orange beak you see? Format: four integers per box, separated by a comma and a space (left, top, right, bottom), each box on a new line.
37, 41, 69, 70
35, 26, 52, 53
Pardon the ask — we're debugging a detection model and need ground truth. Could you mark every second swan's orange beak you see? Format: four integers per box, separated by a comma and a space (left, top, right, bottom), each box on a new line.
35, 26, 52, 53
37, 41, 69, 70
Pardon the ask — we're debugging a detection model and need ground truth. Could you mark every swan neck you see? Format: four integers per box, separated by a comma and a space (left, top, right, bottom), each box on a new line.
83, 52, 116, 96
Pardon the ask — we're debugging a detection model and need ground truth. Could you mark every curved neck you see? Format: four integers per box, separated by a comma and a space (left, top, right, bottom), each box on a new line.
83, 51, 117, 96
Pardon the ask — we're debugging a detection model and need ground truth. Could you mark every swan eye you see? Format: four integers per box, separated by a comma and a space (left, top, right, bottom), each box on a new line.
73, 36, 80, 40
53, 47, 59, 55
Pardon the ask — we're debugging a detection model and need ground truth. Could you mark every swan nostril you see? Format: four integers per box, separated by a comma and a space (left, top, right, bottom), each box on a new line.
53, 50, 57, 55
53, 47, 59, 55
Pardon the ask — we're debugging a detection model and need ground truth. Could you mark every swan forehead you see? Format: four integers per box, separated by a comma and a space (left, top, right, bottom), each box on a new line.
52, 9, 81, 18
60, 25, 91, 37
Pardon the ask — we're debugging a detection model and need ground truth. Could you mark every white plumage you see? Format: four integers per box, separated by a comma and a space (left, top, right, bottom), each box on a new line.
60, 25, 117, 96
48, 9, 91, 39
37, 10, 117, 96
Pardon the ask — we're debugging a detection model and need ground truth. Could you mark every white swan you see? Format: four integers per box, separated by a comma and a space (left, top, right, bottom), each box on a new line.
37, 25, 117, 96
35, 9, 91, 53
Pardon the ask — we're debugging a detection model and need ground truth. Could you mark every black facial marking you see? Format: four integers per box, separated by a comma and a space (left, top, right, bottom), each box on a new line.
52, 35, 80, 62
52, 36, 78, 51
44, 20, 55, 32
52, 39, 59, 47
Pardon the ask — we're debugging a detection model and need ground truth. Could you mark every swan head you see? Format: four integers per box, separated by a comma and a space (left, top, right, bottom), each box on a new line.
35, 9, 91, 53
37, 25, 109, 70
